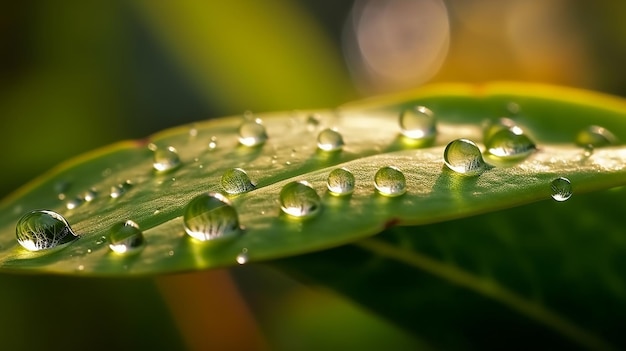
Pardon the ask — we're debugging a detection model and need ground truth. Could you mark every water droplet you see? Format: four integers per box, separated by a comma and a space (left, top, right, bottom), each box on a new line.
443, 139, 486, 176
374, 166, 406, 197
506, 102, 520, 115
95, 235, 107, 245
15, 210, 78, 251
110, 180, 133, 199
583, 144, 594, 157
399, 106, 436, 139
317, 128, 344, 152
279, 181, 321, 218
236, 248, 249, 265
221, 168, 255, 195
153, 146, 181, 172
306, 114, 321, 131
208, 136, 218, 150
66, 196, 84, 210
77, 265, 84, 271
108, 220, 145, 254
575, 125, 617, 148
83, 188, 98, 202
183, 193, 241, 242
238, 119, 268, 147
551, 177, 572, 202
189, 126, 198, 137
326, 168, 355, 196
484, 121, 536, 159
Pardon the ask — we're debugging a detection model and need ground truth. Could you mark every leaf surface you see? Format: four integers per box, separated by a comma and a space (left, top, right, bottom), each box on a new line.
1, 83, 626, 275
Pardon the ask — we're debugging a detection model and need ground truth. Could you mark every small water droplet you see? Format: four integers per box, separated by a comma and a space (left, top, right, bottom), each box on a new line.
95, 235, 107, 245
221, 168, 255, 195
399, 106, 436, 139
306, 114, 321, 131
108, 220, 145, 254
583, 144, 594, 157
279, 181, 321, 218
183, 193, 241, 242
189, 126, 198, 137
374, 166, 406, 196
575, 125, 617, 148
208, 136, 218, 150
484, 120, 536, 159
77, 265, 84, 271
66, 196, 84, 210
168, 250, 174, 256
15, 210, 79, 251
327, 168, 355, 196
551, 177, 572, 202
110, 180, 133, 199
236, 248, 249, 265
317, 128, 344, 151
83, 188, 98, 202
443, 139, 487, 176
238, 119, 268, 147
506, 102, 520, 115
153, 146, 181, 172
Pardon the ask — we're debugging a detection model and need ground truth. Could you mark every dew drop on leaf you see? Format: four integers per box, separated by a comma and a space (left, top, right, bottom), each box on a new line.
443, 139, 486, 176
208, 136, 218, 150
317, 128, 344, 152
65, 196, 84, 210
583, 144, 594, 157
153, 146, 181, 172
551, 177, 572, 202
374, 166, 406, 197
108, 220, 145, 254
279, 181, 322, 218
183, 193, 241, 242
236, 248, 249, 265
399, 106, 436, 140
220, 168, 255, 195
575, 125, 617, 148
238, 119, 268, 147
484, 119, 536, 159
326, 168, 355, 196
83, 188, 98, 202
110, 180, 133, 199
15, 210, 78, 252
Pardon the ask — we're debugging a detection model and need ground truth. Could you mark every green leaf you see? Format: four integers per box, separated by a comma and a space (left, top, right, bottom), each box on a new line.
1, 83, 626, 275
273, 185, 626, 350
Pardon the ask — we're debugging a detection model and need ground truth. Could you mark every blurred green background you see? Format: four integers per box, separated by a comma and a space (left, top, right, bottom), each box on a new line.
2, 0, 626, 200
1, 1, 626, 350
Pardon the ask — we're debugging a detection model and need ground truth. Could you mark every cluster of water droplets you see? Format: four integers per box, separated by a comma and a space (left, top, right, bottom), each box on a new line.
14, 102, 622, 263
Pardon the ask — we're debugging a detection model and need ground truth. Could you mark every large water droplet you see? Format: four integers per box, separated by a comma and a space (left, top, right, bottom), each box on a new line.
279, 181, 321, 218
110, 180, 133, 199
183, 193, 240, 241
15, 210, 78, 251
326, 168, 355, 196
317, 128, 344, 152
108, 220, 145, 254
443, 139, 486, 176
221, 168, 255, 195
399, 106, 436, 139
238, 119, 268, 147
374, 166, 406, 197
484, 120, 536, 159
153, 146, 181, 172
575, 125, 617, 148
551, 177, 572, 202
